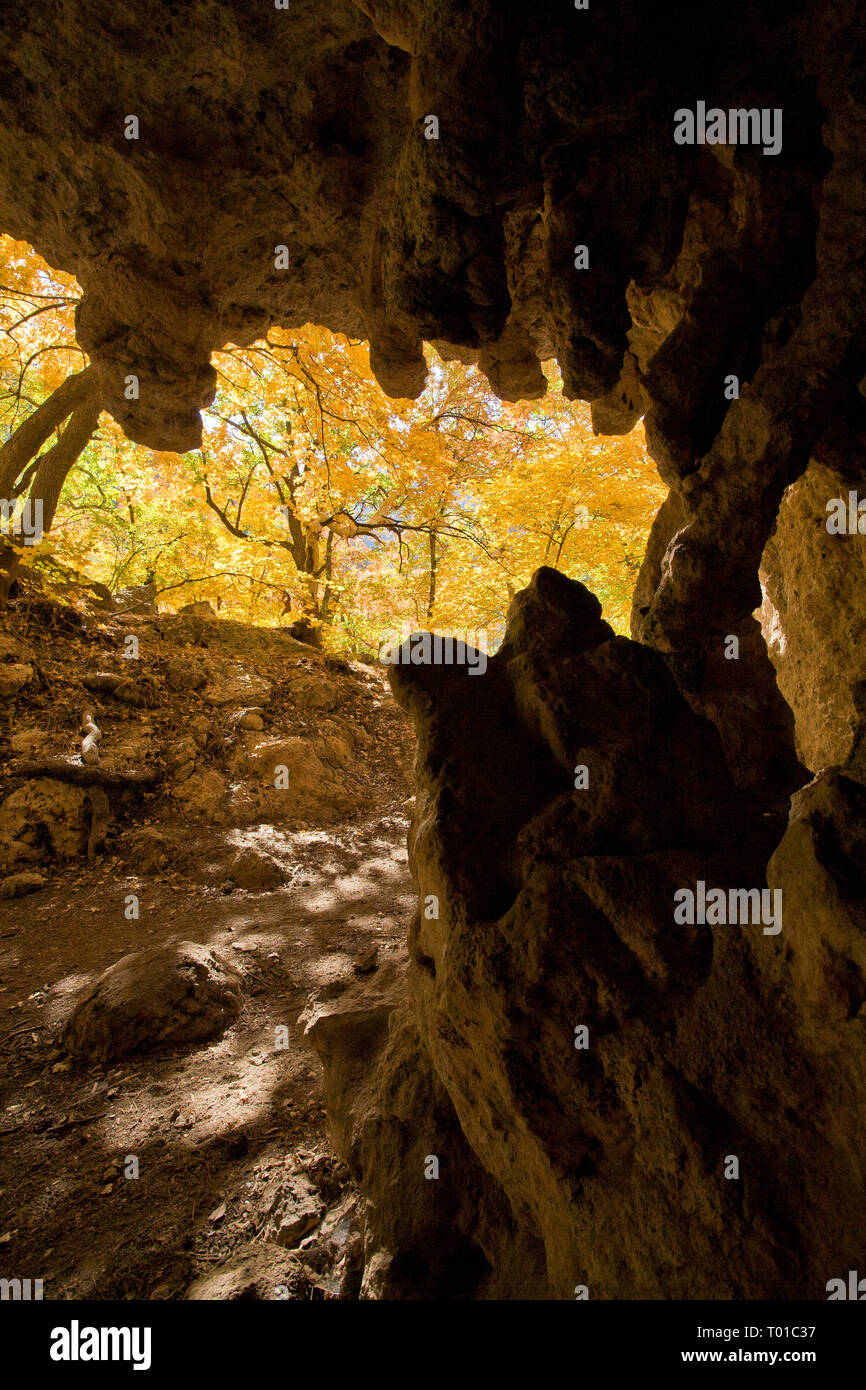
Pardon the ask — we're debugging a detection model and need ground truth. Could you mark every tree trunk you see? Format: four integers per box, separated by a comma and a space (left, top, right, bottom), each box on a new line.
0, 366, 95, 497
319, 530, 335, 620
427, 527, 437, 622
29, 393, 102, 532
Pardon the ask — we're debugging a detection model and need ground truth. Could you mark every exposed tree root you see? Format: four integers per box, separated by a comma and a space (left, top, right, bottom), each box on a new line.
11, 759, 162, 789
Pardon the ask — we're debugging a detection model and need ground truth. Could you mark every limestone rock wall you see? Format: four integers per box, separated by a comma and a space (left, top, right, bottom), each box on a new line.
308, 571, 866, 1297
760, 451, 866, 772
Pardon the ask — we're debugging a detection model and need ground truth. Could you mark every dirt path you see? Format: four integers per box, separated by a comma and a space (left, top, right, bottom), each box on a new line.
0, 803, 415, 1299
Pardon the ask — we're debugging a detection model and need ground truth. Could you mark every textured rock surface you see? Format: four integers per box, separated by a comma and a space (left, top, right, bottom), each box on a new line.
185, 1245, 308, 1301
0, 870, 45, 899
264, 1170, 326, 1248
61, 938, 244, 1063
768, 769, 866, 1025
227, 846, 284, 891
760, 452, 866, 771
0, 778, 88, 868
0, 663, 33, 699
305, 571, 866, 1298
204, 663, 273, 708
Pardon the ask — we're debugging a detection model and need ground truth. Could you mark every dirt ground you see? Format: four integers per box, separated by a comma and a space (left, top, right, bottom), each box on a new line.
0, 591, 417, 1299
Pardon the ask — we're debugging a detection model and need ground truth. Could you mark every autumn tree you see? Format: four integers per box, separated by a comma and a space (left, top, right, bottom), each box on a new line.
0, 234, 666, 642
0, 239, 101, 532
194, 329, 556, 627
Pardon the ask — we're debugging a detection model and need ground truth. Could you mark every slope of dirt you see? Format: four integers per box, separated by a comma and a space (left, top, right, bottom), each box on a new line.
0, 585, 416, 1298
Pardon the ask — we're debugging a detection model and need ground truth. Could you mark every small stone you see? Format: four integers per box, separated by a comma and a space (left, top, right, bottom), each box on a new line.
353, 946, 378, 974
266, 1172, 325, 1248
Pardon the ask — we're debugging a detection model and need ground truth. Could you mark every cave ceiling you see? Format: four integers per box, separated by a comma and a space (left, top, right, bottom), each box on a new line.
1, 0, 864, 764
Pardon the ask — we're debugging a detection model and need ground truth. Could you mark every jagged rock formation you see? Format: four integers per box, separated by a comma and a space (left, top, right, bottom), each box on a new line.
3, 0, 866, 1297
305, 572, 865, 1297
760, 439, 866, 772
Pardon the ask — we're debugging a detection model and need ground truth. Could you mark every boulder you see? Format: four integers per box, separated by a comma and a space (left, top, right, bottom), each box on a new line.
287, 618, 322, 650
0, 634, 32, 663
61, 939, 244, 1063
171, 769, 228, 820
316, 725, 354, 769
0, 839, 42, 873
114, 583, 158, 615
165, 658, 208, 691
227, 847, 284, 891
238, 736, 355, 822
284, 670, 339, 712
204, 663, 272, 708
125, 826, 182, 873
8, 728, 46, 755
0, 662, 32, 698
179, 600, 216, 617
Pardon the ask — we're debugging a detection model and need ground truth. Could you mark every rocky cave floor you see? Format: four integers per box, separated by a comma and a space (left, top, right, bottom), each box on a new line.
0, 586, 416, 1299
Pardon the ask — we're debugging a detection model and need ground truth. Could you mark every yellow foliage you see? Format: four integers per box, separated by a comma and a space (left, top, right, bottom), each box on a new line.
0, 235, 666, 642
